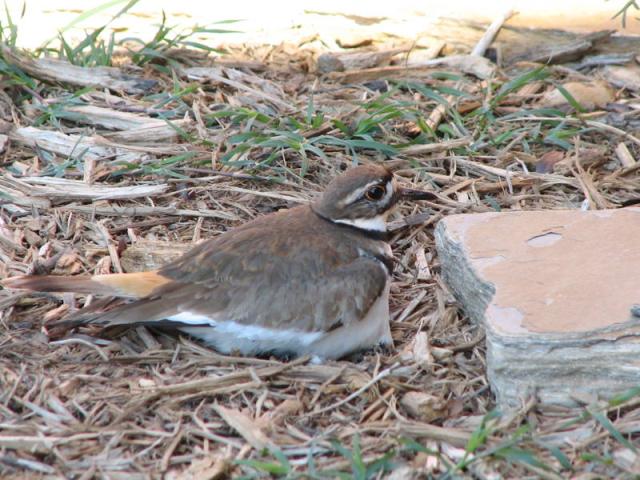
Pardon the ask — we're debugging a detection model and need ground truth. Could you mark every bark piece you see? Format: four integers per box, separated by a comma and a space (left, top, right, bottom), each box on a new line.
10, 126, 152, 164
1, 45, 156, 94
328, 54, 496, 83
181, 67, 294, 111
121, 241, 192, 272
104, 119, 192, 143
0, 175, 167, 202
570, 53, 635, 69
601, 64, 640, 92
435, 208, 640, 407
59, 104, 194, 143
64, 105, 193, 142
64, 105, 169, 130
509, 30, 614, 64
317, 47, 408, 73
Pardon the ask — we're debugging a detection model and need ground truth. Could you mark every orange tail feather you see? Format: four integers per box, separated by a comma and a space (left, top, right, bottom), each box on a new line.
2, 271, 169, 299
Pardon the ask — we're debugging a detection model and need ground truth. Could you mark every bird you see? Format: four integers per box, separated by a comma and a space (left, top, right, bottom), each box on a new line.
2, 164, 433, 361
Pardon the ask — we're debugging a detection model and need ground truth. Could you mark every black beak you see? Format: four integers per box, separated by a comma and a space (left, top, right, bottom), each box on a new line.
398, 187, 436, 201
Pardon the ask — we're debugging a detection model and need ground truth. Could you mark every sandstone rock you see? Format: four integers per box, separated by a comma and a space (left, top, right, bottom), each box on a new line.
435, 208, 640, 407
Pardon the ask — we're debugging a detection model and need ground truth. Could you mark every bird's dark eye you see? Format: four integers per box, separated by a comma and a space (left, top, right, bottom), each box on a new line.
364, 185, 386, 201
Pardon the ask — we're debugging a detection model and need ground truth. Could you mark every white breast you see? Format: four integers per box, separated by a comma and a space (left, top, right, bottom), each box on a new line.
172, 313, 324, 356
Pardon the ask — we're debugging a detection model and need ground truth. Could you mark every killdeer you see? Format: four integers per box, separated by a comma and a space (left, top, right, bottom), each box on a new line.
2, 165, 433, 361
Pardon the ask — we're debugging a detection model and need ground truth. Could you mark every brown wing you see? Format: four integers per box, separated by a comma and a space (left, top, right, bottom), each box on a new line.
63, 206, 389, 333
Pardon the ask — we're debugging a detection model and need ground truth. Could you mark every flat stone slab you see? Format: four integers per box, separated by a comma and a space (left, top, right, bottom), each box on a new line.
435, 208, 640, 407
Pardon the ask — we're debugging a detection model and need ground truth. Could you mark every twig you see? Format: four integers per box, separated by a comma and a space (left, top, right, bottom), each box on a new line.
401, 136, 471, 155
472, 10, 517, 57
426, 10, 515, 132
59, 204, 238, 221
306, 363, 398, 416
49, 338, 110, 361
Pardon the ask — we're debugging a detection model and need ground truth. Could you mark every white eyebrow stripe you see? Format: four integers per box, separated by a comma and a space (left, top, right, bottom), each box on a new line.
340, 180, 382, 206
380, 180, 394, 206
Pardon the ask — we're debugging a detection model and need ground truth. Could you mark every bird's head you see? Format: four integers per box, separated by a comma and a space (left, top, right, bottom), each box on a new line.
312, 164, 434, 233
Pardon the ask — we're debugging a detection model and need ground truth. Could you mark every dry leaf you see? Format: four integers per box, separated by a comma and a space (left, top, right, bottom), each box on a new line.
411, 332, 434, 367
170, 456, 229, 480
213, 404, 277, 453
540, 80, 614, 111
536, 150, 565, 173
400, 392, 446, 422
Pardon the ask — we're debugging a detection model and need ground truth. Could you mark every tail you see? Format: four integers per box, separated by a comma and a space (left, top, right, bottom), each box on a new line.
2, 271, 170, 299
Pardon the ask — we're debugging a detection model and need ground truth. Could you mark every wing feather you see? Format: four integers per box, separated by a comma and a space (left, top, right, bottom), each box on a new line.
54, 206, 390, 333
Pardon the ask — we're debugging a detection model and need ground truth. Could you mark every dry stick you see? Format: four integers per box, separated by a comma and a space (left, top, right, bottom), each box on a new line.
60, 204, 237, 221
48, 338, 110, 362
160, 424, 183, 471
182, 68, 295, 112
363, 421, 470, 447
425, 9, 516, 132
359, 388, 395, 423
471, 10, 517, 57
615, 142, 637, 167
401, 136, 471, 155
305, 363, 399, 417
502, 116, 640, 148
96, 221, 123, 273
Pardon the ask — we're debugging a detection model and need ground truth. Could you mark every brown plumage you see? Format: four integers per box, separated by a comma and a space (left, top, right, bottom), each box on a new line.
2, 164, 433, 360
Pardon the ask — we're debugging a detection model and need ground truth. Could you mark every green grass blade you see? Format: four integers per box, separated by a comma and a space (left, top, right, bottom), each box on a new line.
590, 410, 637, 453
235, 459, 290, 475
608, 386, 640, 407
554, 84, 587, 113
494, 67, 549, 103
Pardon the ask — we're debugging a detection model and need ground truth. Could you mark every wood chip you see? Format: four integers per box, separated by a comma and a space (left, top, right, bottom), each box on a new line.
10, 126, 152, 164
1, 45, 157, 94
317, 48, 408, 73
615, 142, 637, 167
2, 175, 168, 201
213, 404, 277, 453
400, 392, 446, 422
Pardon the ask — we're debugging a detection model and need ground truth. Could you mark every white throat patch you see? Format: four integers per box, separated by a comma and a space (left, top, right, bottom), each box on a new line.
333, 214, 387, 232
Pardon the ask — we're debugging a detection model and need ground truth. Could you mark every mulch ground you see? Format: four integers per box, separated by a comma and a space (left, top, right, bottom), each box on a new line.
1, 18, 640, 479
